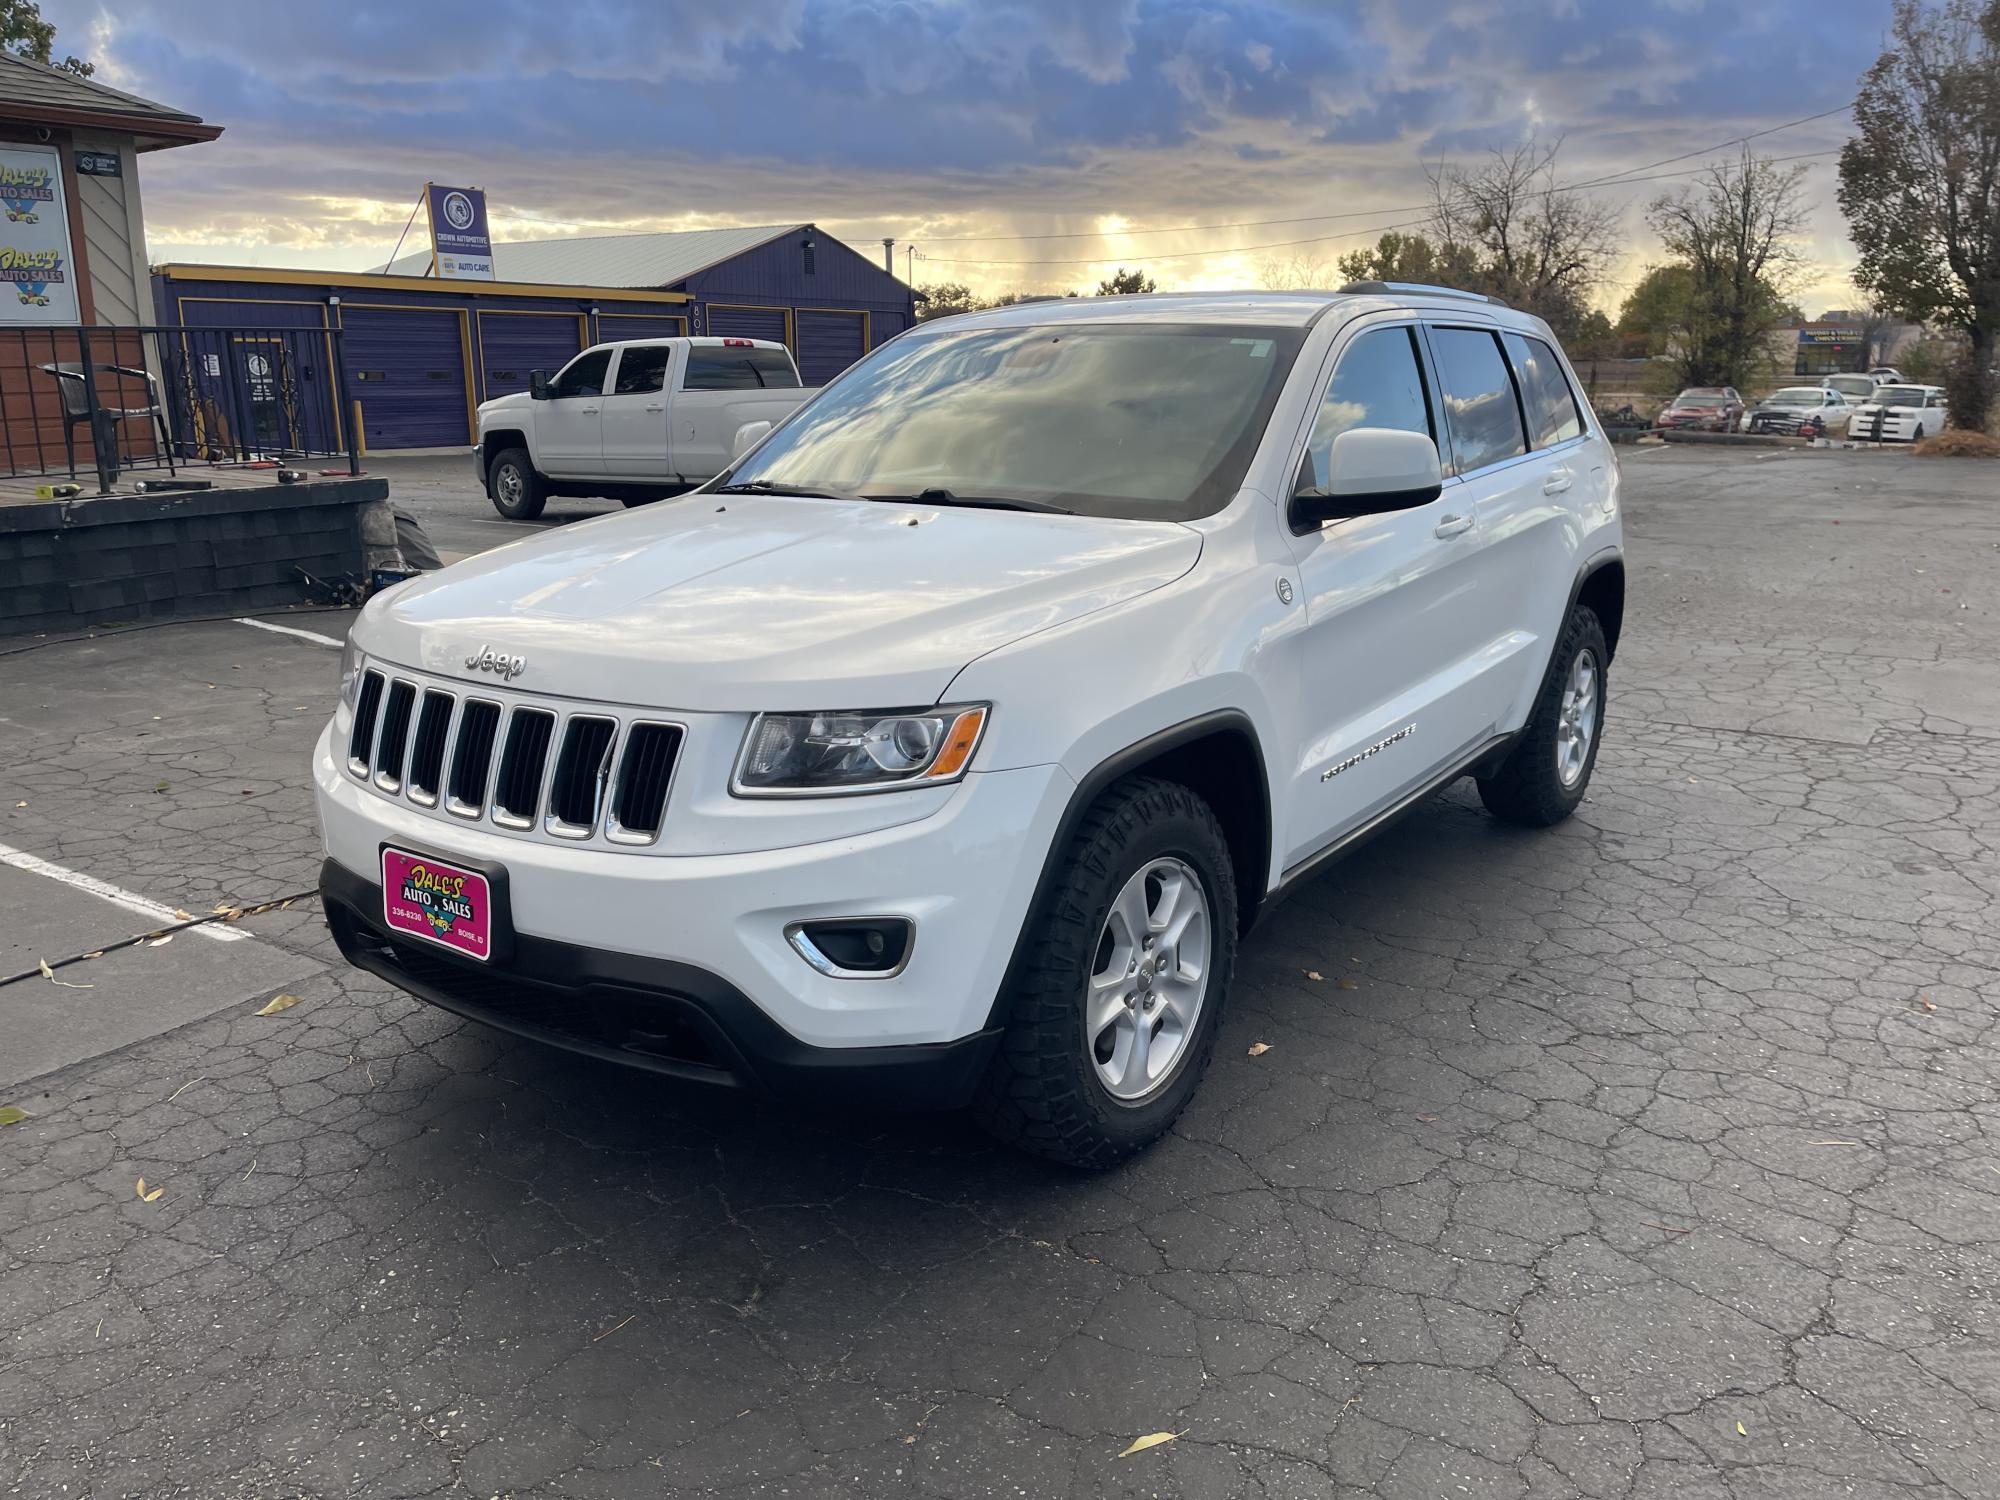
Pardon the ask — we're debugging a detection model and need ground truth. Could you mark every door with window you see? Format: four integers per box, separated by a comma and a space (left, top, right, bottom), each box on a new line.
1282, 321, 1499, 867
536, 347, 612, 475
1424, 324, 1579, 734
600, 345, 676, 477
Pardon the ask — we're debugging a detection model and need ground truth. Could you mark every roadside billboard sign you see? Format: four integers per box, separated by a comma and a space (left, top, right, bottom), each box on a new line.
426, 184, 495, 280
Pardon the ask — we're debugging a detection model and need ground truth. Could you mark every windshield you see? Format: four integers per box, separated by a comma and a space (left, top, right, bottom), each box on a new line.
1767, 388, 1823, 404
1874, 385, 1925, 406
1674, 393, 1724, 408
1824, 377, 1874, 396
720, 321, 1306, 521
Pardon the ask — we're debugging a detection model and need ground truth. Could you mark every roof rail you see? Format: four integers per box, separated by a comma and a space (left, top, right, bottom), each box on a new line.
1337, 280, 1508, 308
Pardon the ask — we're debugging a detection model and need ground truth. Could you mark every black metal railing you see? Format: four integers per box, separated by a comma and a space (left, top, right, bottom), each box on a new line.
1, 323, 361, 492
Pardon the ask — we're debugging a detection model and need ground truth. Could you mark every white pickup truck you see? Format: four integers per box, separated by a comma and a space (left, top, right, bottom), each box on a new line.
473, 337, 818, 519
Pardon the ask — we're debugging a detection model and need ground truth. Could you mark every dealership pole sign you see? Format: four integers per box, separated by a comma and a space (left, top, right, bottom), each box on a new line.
426, 183, 495, 280
0, 145, 80, 326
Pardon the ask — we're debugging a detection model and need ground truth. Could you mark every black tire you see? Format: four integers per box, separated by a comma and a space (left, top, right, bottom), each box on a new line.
972, 776, 1238, 1170
488, 447, 548, 521
1477, 604, 1609, 827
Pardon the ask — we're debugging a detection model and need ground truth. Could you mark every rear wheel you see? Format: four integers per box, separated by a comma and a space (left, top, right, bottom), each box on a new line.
488, 447, 547, 521
972, 776, 1237, 1169
1476, 604, 1607, 827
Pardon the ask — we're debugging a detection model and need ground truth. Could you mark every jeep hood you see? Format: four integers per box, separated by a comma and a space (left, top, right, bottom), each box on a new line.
358, 494, 1202, 711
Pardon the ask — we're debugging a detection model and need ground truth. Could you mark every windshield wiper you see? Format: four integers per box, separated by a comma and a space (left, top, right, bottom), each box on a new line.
892, 487, 1074, 515
712, 479, 877, 504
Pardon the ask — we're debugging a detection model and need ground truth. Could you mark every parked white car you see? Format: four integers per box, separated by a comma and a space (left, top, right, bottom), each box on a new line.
1821, 372, 1892, 404
1743, 386, 1853, 436
1849, 383, 1949, 443
317, 285, 1625, 1167
473, 337, 818, 518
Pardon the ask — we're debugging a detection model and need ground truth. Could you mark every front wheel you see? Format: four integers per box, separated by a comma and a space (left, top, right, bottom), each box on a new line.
972, 776, 1238, 1170
1477, 604, 1608, 826
487, 447, 547, 521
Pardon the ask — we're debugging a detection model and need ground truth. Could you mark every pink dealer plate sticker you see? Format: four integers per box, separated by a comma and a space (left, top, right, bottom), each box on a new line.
381, 848, 492, 961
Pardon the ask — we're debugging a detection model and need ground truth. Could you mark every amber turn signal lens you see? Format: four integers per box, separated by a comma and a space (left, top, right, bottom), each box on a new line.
924, 707, 988, 779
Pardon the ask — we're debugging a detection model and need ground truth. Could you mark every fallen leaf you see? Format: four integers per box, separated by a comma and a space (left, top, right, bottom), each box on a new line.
1303, 970, 1322, 982
37, 957, 93, 989
1337, 978, 1359, 990
254, 993, 305, 1017
1415, 1113, 1437, 1122
1118, 1432, 1183, 1458
145, 934, 173, 948
592, 1314, 636, 1342
153, 780, 169, 793
1918, 994, 1937, 1013
1247, 1042, 1272, 1057
0, 1105, 27, 1126
1735, 1421, 1748, 1437
173, 909, 192, 921
1806, 1139, 1862, 1147
12, 800, 24, 808
135, 1178, 164, 1203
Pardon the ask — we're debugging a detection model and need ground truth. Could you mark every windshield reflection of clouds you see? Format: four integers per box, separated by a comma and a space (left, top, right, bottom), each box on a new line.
727, 323, 1297, 521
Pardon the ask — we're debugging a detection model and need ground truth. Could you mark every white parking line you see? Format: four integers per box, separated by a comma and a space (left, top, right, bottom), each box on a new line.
0, 841, 249, 942
234, 617, 344, 649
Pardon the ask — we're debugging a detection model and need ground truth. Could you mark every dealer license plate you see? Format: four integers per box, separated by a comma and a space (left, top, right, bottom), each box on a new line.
381, 847, 494, 961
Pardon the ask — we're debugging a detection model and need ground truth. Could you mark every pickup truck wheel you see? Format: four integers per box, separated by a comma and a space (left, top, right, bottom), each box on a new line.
488, 447, 547, 521
1476, 604, 1608, 827
972, 776, 1238, 1170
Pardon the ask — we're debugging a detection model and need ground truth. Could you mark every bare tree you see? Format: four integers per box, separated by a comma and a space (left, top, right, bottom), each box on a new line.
1839, 0, 2000, 431
1427, 138, 1619, 338
1646, 150, 1815, 388
1255, 253, 1335, 290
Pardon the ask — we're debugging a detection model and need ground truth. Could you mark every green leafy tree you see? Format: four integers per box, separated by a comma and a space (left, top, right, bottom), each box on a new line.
913, 282, 988, 322
1333, 231, 1479, 289
1838, 0, 2000, 431
1646, 150, 1813, 389
1, 0, 92, 76
1094, 267, 1155, 296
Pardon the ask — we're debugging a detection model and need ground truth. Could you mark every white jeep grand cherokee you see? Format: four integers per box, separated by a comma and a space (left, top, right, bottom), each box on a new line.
315, 285, 1624, 1168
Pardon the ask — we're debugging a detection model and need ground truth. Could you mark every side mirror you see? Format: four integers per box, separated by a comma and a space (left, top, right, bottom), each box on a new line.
528, 370, 551, 401
731, 420, 773, 459
1289, 427, 1443, 534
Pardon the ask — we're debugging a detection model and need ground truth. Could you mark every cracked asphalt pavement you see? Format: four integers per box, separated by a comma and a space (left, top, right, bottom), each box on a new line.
2, 447, 1996, 1498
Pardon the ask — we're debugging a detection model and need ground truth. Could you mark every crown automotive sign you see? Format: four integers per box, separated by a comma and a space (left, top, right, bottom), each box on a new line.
426, 183, 495, 280
0, 146, 80, 326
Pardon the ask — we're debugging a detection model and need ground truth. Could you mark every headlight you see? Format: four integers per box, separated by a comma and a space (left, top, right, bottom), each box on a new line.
733, 705, 989, 796
338, 636, 363, 707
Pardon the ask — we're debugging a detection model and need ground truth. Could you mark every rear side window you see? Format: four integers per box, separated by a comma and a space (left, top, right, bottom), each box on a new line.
1503, 333, 1585, 448
612, 346, 672, 395
1427, 327, 1527, 474
1302, 326, 1434, 490
684, 348, 801, 391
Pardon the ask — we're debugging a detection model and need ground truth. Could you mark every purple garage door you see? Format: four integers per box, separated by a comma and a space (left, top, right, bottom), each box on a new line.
340, 307, 468, 449
597, 313, 689, 343
796, 309, 867, 385
478, 313, 582, 400
705, 305, 789, 345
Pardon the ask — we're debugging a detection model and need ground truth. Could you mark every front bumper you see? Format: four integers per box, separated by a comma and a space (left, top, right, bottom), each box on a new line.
313, 720, 1070, 1054
320, 860, 1000, 1107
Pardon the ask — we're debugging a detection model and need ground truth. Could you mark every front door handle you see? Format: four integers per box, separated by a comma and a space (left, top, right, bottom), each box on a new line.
1543, 468, 1573, 495
579, 406, 600, 415
1433, 514, 1473, 539
643, 403, 665, 413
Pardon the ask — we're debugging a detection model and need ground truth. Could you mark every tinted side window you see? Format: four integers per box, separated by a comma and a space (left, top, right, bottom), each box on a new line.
550, 349, 611, 399
1503, 332, 1584, 447
1302, 326, 1433, 490
684, 348, 802, 391
612, 346, 672, 395
1428, 327, 1527, 473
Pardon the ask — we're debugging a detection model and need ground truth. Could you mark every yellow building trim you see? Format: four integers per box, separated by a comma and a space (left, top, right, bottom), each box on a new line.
156, 262, 690, 305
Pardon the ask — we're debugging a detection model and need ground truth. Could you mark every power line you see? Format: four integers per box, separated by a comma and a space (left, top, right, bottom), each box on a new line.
912, 151, 1839, 269
899, 103, 1854, 254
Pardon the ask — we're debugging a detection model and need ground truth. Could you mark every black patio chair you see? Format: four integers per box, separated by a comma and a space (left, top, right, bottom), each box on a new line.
36, 362, 175, 478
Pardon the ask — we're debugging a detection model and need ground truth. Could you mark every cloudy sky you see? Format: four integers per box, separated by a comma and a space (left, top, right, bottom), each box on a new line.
55, 0, 1894, 315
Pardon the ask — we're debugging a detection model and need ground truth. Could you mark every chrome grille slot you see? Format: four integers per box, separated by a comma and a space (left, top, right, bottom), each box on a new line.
547, 716, 617, 837
406, 691, 455, 806
608, 722, 684, 843
347, 670, 385, 774
372, 680, 417, 791
447, 699, 501, 819
492, 708, 556, 828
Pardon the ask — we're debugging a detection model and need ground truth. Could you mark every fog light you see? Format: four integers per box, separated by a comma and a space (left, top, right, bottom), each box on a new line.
786, 918, 913, 978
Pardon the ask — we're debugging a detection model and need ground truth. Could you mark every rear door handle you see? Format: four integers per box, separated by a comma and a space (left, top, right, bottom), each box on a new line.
579, 406, 600, 415
1543, 468, 1573, 495
643, 403, 665, 413
1433, 514, 1473, 539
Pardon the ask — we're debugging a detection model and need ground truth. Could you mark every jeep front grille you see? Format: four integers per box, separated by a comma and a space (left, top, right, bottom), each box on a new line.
346, 673, 683, 845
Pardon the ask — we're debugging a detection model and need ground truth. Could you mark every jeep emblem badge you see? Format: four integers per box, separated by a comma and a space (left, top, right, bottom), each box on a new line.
464, 644, 526, 680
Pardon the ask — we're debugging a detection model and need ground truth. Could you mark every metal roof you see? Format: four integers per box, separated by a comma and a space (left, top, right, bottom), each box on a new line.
0, 52, 214, 141
382, 224, 804, 288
